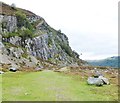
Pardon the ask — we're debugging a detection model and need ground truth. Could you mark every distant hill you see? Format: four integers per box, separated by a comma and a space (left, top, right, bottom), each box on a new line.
87, 56, 119, 68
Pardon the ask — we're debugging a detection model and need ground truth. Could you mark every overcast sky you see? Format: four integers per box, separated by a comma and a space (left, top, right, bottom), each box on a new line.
2, 0, 119, 60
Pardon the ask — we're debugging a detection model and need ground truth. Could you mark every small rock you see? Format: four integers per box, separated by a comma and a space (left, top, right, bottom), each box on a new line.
9, 67, 17, 72
94, 69, 103, 78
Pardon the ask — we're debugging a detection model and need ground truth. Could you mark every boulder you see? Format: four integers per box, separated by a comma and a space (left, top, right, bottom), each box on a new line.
99, 76, 110, 85
0, 71, 4, 74
87, 77, 103, 86
9, 67, 17, 72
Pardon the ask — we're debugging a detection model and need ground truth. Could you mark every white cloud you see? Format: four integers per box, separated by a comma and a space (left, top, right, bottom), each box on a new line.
2, 0, 119, 60
80, 52, 118, 60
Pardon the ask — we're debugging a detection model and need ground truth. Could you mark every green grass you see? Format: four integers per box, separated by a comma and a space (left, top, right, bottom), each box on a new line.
2, 70, 118, 101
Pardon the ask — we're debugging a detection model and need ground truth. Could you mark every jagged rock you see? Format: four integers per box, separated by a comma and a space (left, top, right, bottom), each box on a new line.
28, 16, 41, 23
98, 76, 110, 85
1, 15, 17, 32
9, 36, 21, 45
87, 77, 103, 86
7, 47, 24, 58
0, 53, 11, 64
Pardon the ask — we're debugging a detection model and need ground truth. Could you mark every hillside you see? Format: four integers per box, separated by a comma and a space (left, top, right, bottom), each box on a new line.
0, 2, 119, 102
87, 56, 119, 68
0, 2, 85, 70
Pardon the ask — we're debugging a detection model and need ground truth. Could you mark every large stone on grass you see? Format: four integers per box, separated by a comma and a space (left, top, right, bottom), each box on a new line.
99, 76, 110, 85
87, 77, 103, 86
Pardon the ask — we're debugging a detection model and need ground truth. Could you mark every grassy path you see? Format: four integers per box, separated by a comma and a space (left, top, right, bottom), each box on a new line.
2, 70, 118, 101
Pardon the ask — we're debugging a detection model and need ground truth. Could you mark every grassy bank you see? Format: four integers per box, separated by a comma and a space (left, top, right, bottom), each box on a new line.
2, 70, 118, 101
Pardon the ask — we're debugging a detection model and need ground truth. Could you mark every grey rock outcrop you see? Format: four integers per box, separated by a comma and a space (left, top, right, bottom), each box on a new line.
0, 2, 84, 70
1, 15, 17, 33
1, 16, 81, 66
9, 36, 21, 45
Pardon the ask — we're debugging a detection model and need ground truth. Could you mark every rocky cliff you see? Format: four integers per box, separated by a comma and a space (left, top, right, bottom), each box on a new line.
0, 2, 84, 69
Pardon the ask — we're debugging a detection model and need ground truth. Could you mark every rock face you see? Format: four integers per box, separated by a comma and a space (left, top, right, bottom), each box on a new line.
0, 2, 84, 69
0, 15, 17, 33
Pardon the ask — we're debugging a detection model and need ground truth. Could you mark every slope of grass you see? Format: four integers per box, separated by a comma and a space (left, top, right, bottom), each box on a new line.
2, 70, 118, 101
